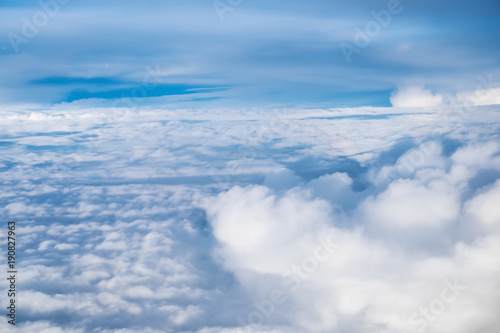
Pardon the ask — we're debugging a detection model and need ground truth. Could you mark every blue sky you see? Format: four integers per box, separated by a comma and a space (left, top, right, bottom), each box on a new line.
1, 0, 499, 107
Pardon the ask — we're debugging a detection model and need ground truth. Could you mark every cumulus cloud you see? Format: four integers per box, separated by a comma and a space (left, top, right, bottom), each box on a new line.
456, 87, 500, 107
1, 104, 500, 332
390, 76, 500, 109
390, 86, 444, 108
465, 179, 500, 232
206, 138, 500, 333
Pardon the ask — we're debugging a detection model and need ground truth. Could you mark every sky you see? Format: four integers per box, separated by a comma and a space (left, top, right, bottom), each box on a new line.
1, 1, 500, 333
0, 0, 499, 107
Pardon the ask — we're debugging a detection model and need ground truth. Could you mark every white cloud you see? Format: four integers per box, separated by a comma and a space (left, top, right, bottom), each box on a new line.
205, 185, 335, 275
457, 87, 500, 106
361, 178, 460, 228
204, 134, 500, 332
54, 243, 79, 250
1, 105, 500, 332
465, 179, 500, 231
390, 86, 444, 108
452, 141, 500, 168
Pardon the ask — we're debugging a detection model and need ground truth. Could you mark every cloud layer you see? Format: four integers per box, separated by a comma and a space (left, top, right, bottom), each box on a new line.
0, 104, 499, 332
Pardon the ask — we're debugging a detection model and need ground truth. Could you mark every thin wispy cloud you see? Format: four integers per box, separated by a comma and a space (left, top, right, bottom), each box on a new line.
1, 0, 499, 106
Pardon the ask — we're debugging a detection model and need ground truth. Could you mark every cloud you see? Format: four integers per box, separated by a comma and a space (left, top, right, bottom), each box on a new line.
465, 179, 500, 232
1, 104, 500, 332
1, 1, 499, 106
361, 177, 460, 228
205, 137, 500, 332
205, 184, 336, 275
456, 87, 500, 107
390, 86, 444, 108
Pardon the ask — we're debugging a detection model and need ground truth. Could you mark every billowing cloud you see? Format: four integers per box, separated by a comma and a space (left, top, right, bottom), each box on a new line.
1, 104, 500, 332
206, 138, 500, 333
390, 86, 444, 108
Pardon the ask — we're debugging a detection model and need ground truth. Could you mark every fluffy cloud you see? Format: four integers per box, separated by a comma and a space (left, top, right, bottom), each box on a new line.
206, 138, 500, 333
465, 179, 500, 232
390, 86, 444, 108
391, 79, 500, 109
205, 185, 335, 275
457, 87, 500, 107
1, 104, 500, 332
